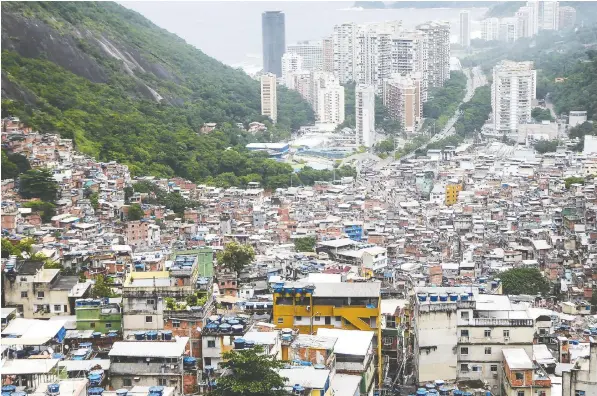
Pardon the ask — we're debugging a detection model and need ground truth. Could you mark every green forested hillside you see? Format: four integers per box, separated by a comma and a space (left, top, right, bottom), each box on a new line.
1, 1, 315, 181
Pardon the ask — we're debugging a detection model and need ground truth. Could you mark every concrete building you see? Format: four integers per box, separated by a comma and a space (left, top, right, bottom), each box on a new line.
481, 18, 500, 41
260, 73, 278, 123
287, 41, 323, 71
516, 7, 534, 38
525, 1, 541, 35
281, 52, 303, 89
75, 298, 122, 333
333, 22, 358, 84
492, 60, 537, 133
412, 287, 535, 392
355, 84, 376, 148
540, 1, 560, 31
262, 11, 285, 77
2, 259, 90, 319
416, 21, 450, 88
561, 339, 597, 396
311, 72, 345, 126
355, 28, 392, 92
569, 110, 587, 128
501, 349, 552, 396
459, 11, 471, 47
383, 74, 422, 134
108, 337, 193, 392
390, 31, 427, 100
559, 5, 577, 30
322, 36, 334, 73
499, 18, 518, 43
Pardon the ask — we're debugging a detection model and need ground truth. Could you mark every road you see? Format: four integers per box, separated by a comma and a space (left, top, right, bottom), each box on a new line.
372, 66, 487, 170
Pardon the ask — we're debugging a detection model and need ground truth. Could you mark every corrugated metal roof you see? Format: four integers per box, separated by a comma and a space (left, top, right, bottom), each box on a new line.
108, 337, 188, 358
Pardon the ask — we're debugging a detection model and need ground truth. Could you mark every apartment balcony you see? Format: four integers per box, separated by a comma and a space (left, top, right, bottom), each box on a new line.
465, 318, 533, 327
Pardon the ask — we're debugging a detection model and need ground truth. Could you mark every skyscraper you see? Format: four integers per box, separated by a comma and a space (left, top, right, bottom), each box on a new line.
539, 1, 559, 31
416, 22, 450, 89
459, 11, 471, 47
481, 18, 500, 41
333, 23, 358, 84
355, 84, 376, 148
322, 36, 334, 73
311, 72, 345, 126
491, 61, 536, 133
262, 11, 286, 77
261, 73, 278, 123
558, 6, 576, 30
383, 73, 422, 134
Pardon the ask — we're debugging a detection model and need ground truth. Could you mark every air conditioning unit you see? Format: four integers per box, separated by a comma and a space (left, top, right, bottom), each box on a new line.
493, 373, 498, 378
504, 336, 510, 342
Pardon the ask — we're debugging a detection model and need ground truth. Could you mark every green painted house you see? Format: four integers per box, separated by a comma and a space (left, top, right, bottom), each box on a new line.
75, 298, 122, 333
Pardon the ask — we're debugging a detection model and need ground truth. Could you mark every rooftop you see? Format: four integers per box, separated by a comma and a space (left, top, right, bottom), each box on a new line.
317, 328, 373, 356
503, 348, 534, 370
109, 337, 189, 358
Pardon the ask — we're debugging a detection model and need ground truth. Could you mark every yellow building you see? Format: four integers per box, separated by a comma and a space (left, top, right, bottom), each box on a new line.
272, 281, 382, 384
445, 182, 463, 206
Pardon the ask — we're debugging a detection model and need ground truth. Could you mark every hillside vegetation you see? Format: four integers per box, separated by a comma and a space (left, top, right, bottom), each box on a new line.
1, 2, 315, 181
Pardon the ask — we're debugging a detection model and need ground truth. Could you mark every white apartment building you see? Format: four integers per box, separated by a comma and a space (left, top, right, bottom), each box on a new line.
383, 73, 422, 134
413, 287, 535, 393
416, 21, 450, 88
322, 36, 334, 73
459, 11, 471, 47
540, 1, 560, 31
260, 73, 278, 123
311, 72, 345, 126
287, 41, 323, 71
333, 23, 358, 84
390, 31, 428, 100
516, 7, 534, 39
481, 18, 500, 41
292, 71, 312, 103
499, 18, 518, 43
492, 60, 537, 133
281, 52, 303, 89
355, 28, 392, 92
525, 1, 540, 35
559, 6, 576, 30
355, 84, 376, 148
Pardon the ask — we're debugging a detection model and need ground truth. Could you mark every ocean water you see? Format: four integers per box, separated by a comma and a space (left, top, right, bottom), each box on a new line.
122, 1, 488, 73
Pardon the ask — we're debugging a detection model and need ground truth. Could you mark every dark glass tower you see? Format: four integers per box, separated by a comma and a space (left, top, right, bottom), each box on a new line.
262, 11, 285, 77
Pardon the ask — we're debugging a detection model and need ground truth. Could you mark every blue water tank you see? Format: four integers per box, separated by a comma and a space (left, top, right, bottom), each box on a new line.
439, 294, 448, 302
162, 330, 172, 340
2, 386, 16, 393
234, 338, 246, 350
418, 293, 428, 302
429, 294, 439, 302
47, 384, 60, 395
92, 332, 102, 339
87, 387, 104, 395
134, 331, 146, 340
147, 331, 158, 340
460, 294, 469, 301
115, 390, 128, 396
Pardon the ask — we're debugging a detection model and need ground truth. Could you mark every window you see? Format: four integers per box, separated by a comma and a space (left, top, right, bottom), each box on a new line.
575, 391, 586, 396
277, 318, 283, 324
158, 379, 167, 386
204, 357, 212, 366
90, 322, 96, 328
172, 320, 180, 328
460, 329, 469, 337
207, 340, 216, 348
147, 299, 155, 305
220, 282, 225, 286
325, 316, 331, 325
537, 392, 546, 396
491, 365, 498, 372
515, 372, 524, 381
105, 323, 112, 328
145, 316, 153, 323
517, 392, 525, 396
123, 379, 132, 387
472, 365, 481, 372
485, 347, 492, 355
20, 291, 28, 298
295, 316, 302, 321
20, 277, 27, 282
314, 316, 321, 322
460, 347, 469, 355
503, 330, 510, 338
37, 291, 45, 299
335, 316, 341, 321
53, 305, 62, 312
460, 364, 469, 372
484, 329, 491, 337
460, 311, 469, 319
170, 380, 177, 385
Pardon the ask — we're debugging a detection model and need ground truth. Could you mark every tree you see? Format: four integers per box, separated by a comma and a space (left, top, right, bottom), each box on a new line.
209, 346, 287, 396
89, 275, 116, 298
1, 150, 30, 180
124, 186, 134, 203
294, 236, 316, 253
216, 241, 255, 273
499, 268, 551, 296
22, 200, 56, 223
128, 203, 144, 221
89, 192, 99, 210
19, 169, 59, 203
534, 139, 559, 154
564, 176, 585, 189
1, 237, 34, 259
531, 107, 554, 122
